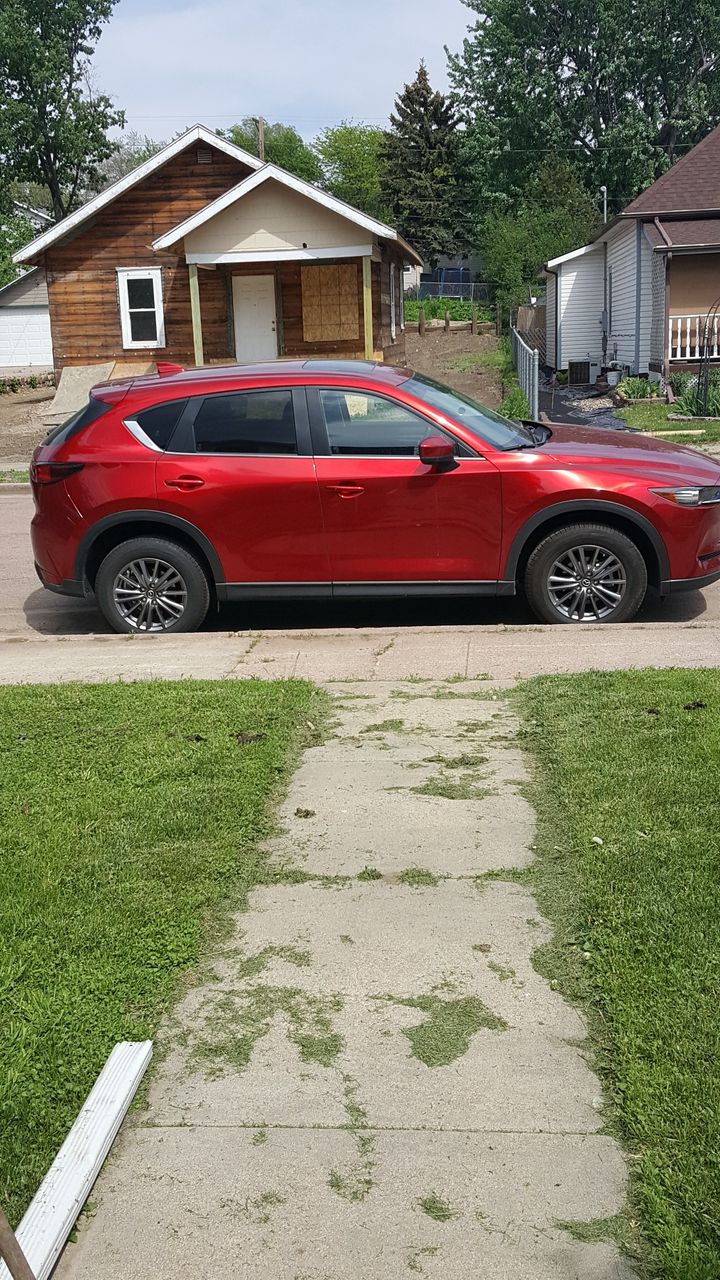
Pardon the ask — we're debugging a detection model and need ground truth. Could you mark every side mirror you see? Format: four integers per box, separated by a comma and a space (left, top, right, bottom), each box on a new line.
419, 435, 456, 471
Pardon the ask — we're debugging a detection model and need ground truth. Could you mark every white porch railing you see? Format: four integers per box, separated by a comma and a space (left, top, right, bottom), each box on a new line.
510, 326, 539, 420
668, 314, 720, 361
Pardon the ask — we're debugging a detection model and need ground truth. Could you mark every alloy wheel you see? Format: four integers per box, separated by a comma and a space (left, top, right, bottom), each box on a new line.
112, 557, 188, 632
547, 543, 627, 621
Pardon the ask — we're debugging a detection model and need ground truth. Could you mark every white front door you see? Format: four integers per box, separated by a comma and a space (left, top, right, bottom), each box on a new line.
232, 275, 278, 362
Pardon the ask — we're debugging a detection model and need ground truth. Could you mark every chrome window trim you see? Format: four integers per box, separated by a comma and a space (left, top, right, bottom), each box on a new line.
123, 418, 164, 453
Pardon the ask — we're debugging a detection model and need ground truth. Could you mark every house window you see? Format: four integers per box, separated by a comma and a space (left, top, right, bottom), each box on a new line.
117, 268, 165, 349
390, 263, 397, 342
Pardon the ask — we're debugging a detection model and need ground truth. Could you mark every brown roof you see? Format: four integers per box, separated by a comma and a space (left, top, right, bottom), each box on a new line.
624, 124, 720, 215
644, 216, 720, 249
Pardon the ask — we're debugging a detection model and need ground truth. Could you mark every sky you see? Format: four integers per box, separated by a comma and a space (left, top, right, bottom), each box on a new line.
93, 0, 472, 143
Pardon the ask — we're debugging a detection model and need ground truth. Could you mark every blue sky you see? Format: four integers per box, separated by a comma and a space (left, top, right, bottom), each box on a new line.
93, 0, 472, 142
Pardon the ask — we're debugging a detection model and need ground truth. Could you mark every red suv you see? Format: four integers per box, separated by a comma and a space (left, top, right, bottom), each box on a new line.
31, 360, 720, 631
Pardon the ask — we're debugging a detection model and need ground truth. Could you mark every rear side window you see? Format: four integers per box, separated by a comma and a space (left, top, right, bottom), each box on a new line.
43, 396, 112, 446
193, 389, 297, 454
134, 399, 187, 450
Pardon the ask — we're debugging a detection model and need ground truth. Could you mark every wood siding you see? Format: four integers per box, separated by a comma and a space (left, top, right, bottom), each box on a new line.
44, 144, 255, 373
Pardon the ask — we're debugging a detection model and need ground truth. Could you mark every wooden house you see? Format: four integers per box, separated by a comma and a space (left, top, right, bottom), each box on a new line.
14, 125, 421, 378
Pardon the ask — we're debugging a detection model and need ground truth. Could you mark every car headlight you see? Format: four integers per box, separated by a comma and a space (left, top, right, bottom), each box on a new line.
651, 486, 720, 506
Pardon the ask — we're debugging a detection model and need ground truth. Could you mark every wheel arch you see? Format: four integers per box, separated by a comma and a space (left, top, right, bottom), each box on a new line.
75, 512, 225, 597
505, 501, 669, 590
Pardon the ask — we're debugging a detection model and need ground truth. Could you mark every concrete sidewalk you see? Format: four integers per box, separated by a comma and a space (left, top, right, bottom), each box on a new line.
55, 683, 633, 1280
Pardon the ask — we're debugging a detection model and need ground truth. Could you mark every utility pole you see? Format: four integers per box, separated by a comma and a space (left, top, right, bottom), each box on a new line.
256, 116, 266, 162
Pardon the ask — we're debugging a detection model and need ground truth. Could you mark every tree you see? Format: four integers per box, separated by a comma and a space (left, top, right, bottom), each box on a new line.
448, 0, 720, 214
220, 119, 321, 184
380, 63, 468, 267
96, 132, 166, 190
480, 157, 598, 317
0, 207, 33, 288
314, 123, 387, 219
0, 0, 124, 222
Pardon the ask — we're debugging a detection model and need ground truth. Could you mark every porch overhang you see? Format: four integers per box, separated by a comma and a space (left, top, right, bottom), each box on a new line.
185, 244, 375, 265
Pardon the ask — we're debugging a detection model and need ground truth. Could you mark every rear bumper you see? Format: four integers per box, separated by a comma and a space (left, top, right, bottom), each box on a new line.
661, 567, 720, 594
34, 561, 86, 598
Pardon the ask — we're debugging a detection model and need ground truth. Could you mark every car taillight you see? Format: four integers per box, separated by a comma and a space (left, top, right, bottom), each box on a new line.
30, 462, 85, 486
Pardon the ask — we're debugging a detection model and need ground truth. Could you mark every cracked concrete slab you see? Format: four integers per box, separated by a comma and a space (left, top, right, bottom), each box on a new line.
52, 684, 634, 1279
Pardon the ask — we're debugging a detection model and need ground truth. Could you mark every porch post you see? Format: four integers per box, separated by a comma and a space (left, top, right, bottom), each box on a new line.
362, 257, 373, 360
188, 262, 204, 367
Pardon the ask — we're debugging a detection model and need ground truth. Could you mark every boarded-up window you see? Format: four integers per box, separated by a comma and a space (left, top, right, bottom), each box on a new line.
301, 264, 359, 343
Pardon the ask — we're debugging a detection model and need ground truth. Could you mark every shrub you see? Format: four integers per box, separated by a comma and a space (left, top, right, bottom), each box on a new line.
555, 370, 568, 385
617, 376, 657, 399
405, 298, 494, 324
668, 371, 693, 398
499, 384, 530, 419
675, 372, 720, 418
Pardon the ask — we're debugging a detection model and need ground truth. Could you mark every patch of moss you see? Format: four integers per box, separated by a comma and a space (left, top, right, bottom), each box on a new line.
389, 993, 506, 1067
399, 867, 439, 887
192, 986, 344, 1074
418, 1194, 458, 1222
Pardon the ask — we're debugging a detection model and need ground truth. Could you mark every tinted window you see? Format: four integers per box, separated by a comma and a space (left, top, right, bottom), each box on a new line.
318, 389, 439, 456
135, 399, 187, 450
44, 396, 112, 445
193, 390, 297, 454
404, 374, 535, 450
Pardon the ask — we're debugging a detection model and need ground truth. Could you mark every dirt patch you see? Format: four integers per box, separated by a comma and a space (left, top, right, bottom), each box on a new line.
405, 329, 501, 408
0, 388, 55, 466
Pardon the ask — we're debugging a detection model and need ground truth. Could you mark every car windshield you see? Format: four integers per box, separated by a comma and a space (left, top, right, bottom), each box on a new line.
403, 373, 536, 450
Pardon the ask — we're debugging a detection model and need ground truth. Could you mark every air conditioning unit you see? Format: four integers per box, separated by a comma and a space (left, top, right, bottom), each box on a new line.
568, 360, 590, 385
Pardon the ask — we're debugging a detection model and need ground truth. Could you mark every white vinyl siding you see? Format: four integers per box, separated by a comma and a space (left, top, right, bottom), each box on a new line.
556, 247, 604, 368
605, 221, 653, 373
545, 273, 556, 366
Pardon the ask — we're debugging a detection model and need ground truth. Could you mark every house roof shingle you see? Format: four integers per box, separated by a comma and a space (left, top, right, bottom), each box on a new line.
643, 216, 720, 249
624, 124, 720, 215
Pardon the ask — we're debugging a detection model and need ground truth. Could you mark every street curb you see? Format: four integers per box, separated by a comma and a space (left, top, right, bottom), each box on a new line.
0, 483, 30, 495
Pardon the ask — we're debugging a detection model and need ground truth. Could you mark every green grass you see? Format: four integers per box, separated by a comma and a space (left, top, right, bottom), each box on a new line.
418, 1194, 458, 1222
615, 401, 720, 446
389, 994, 506, 1067
516, 669, 720, 1280
0, 469, 29, 483
398, 867, 439, 888
0, 677, 325, 1224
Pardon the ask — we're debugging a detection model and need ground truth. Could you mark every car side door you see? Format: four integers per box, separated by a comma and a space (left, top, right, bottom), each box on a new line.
308, 385, 503, 588
154, 385, 330, 589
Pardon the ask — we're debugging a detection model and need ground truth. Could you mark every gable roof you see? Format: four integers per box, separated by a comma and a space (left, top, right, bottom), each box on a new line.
13, 126, 264, 265
623, 124, 720, 216
152, 163, 423, 263
545, 242, 599, 270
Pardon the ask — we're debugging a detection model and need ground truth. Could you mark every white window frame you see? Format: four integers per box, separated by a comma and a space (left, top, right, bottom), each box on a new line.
117, 267, 165, 350
390, 262, 397, 342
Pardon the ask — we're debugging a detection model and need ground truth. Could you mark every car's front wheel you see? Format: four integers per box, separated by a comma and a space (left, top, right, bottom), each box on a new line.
95, 537, 211, 634
524, 523, 648, 624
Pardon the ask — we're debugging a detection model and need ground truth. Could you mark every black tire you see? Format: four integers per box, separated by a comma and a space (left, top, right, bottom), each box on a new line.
95, 537, 211, 634
524, 523, 647, 624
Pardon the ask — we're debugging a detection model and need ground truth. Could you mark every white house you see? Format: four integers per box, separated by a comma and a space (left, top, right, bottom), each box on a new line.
545, 124, 720, 381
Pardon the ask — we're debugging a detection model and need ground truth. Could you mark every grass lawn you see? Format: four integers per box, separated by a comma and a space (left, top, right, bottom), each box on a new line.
516, 670, 720, 1279
615, 401, 720, 447
0, 469, 29, 483
0, 678, 325, 1224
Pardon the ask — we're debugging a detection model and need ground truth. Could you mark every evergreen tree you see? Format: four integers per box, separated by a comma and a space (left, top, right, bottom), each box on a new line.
381, 64, 468, 268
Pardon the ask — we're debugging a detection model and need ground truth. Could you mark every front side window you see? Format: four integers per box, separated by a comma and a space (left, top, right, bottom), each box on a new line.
318, 388, 443, 456
193, 389, 297, 454
117, 268, 165, 349
403, 373, 535, 450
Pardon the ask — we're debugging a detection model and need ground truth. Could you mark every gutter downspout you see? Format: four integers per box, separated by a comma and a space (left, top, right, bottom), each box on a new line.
653, 220, 673, 382
546, 264, 560, 370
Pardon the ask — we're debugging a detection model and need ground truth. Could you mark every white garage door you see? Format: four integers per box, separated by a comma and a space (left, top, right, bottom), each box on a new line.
0, 305, 53, 367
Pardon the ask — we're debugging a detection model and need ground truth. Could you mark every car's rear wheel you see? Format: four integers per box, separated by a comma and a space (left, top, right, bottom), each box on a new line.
524, 523, 648, 624
95, 537, 211, 634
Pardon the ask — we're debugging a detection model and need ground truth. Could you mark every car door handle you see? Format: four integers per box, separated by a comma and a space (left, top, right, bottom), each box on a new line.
164, 475, 205, 491
327, 484, 365, 499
